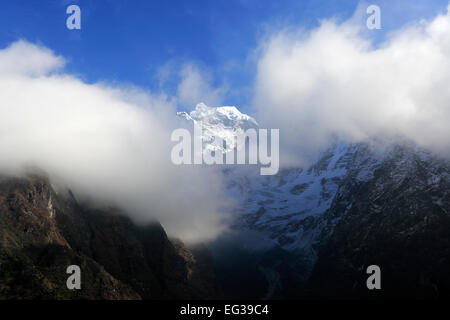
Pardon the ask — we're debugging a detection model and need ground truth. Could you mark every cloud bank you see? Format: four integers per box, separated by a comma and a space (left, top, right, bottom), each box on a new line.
0, 40, 231, 243
254, 4, 450, 166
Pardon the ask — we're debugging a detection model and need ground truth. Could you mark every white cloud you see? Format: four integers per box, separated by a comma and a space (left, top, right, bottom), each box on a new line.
177, 63, 227, 107
0, 40, 65, 77
254, 4, 450, 166
0, 41, 231, 243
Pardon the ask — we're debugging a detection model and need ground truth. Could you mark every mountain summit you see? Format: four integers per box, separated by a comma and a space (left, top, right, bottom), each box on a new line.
177, 103, 259, 153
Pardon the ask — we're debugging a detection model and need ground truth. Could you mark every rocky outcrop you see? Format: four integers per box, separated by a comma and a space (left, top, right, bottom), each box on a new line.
306, 145, 450, 299
0, 174, 219, 299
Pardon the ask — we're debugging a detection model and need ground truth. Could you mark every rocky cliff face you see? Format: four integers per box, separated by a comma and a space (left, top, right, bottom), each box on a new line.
0, 174, 219, 299
306, 144, 450, 299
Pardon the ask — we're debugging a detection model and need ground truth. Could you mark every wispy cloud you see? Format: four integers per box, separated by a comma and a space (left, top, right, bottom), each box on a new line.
177, 63, 228, 107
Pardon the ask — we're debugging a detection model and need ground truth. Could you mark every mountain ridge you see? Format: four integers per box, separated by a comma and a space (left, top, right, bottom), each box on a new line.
0, 174, 220, 299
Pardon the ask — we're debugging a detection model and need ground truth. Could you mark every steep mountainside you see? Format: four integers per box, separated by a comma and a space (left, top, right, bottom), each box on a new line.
182, 103, 450, 299
0, 174, 219, 299
222, 142, 450, 299
306, 145, 450, 299
214, 142, 385, 298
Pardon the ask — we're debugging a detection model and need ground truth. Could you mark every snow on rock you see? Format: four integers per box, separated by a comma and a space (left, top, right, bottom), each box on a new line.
177, 102, 259, 154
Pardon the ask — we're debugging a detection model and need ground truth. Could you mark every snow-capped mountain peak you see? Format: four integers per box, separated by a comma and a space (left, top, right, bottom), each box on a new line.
177, 102, 258, 153
181, 102, 259, 128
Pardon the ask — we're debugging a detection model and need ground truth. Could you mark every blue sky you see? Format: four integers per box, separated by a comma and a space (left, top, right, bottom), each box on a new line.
0, 0, 447, 113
